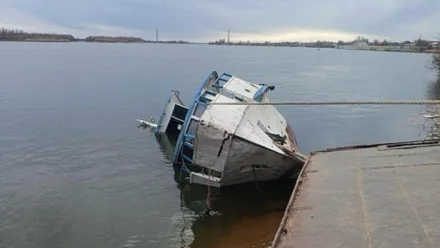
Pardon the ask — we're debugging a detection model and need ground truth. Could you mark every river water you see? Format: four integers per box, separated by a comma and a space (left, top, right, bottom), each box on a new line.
0, 42, 438, 248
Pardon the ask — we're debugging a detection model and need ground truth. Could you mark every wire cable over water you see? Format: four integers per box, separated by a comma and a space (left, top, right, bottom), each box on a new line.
208, 100, 440, 106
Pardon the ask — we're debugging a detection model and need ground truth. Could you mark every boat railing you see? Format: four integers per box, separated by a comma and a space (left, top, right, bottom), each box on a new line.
173, 71, 259, 182
212, 73, 233, 91
173, 72, 228, 165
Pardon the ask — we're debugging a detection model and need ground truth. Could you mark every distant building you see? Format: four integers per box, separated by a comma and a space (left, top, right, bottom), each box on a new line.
402, 41, 413, 47
337, 37, 369, 50
430, 41, 439, 49
208, 38, 227, 45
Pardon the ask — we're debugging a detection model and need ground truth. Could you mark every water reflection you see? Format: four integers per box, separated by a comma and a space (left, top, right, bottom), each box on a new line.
427, 78, 440, 100
423, 78, 440, 140
155, 132, 176, 164
154, 133, 294, 248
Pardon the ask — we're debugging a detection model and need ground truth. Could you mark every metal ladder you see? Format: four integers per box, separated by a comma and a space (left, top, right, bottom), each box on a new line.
181, 91, 216, 163
212, 73, 232, 91
180, 73, 233, 164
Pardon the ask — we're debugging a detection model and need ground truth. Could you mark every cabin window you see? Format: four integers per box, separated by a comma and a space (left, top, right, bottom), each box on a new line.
172, 105, 188, 121
187, 119, 198, 135
193, 104, 207, 117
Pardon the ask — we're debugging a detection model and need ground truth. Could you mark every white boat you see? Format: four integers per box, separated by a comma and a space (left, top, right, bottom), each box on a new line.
154, 71, 307, 187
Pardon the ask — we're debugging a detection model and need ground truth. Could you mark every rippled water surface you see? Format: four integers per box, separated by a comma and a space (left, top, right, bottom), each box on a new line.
0, 42, 437, 248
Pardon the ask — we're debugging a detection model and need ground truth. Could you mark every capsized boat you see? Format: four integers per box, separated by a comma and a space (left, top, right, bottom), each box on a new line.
154, 71, 307, 187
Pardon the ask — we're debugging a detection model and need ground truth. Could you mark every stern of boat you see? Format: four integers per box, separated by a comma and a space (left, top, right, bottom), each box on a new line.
155, 90, 188, 139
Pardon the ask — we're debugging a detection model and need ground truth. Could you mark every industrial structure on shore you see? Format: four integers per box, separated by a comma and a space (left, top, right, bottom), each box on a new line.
208, 31, 440, 53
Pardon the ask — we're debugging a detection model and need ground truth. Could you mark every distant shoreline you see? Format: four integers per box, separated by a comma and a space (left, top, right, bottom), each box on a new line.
0, 29, 438, 55
0, 29, 193, 44
1, 40, 437, 54
207, 43, 439, 54
1, 39, 438, 54
0, 39, 196, 44
338, 47, 439, 54
0, 39, 194, 44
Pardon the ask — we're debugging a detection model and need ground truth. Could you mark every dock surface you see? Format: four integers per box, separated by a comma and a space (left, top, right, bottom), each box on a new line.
272, 140, 440, 248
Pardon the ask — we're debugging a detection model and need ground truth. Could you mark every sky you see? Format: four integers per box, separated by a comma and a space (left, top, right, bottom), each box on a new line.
0, 0, 439, 42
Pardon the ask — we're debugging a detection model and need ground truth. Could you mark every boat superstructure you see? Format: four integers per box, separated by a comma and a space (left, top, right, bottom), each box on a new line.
155, 71, 306, 187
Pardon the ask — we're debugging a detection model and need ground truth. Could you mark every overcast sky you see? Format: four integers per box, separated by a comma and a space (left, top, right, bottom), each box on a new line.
0, 0, 439, 42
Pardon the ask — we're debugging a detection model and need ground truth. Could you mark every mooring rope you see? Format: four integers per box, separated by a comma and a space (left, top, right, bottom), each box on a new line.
208, 100, 440, 106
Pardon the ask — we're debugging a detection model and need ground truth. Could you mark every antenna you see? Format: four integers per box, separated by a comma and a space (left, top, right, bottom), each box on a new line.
228, 29, 230, 44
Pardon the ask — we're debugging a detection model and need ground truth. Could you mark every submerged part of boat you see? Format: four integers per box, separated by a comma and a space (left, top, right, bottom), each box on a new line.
155, 71, 307, 187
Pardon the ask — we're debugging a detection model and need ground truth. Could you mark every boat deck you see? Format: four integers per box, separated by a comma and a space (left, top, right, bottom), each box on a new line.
272, 140, 440, 248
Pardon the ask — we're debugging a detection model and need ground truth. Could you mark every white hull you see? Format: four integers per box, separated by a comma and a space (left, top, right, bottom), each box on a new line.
155, 71, 306, 187
190, 75, 306, 187
190, 133, 305, 187
220, 136, 304, 186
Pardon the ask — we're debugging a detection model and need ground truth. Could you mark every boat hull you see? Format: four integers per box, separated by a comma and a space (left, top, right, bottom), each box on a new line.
220, 135, 305, 186
163, 71, 307, 187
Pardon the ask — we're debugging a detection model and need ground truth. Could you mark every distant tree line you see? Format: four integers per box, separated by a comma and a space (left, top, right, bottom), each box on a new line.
0, 28, 75, 41
145, 40, 191, 44
85, 36, 146, 43
208, 39, 336, 48
0, 28, 150, 43
209, 37, 439, 50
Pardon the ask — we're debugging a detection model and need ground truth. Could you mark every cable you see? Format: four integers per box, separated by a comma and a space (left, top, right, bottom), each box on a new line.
208, 99, 440, 106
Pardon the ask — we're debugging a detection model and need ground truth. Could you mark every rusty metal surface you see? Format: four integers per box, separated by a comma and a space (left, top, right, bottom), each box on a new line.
273, 140, 440, 248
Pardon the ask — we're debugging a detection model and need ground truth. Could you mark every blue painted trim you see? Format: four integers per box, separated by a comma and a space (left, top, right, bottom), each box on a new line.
184, 134, 195, 139
205, 91, 216, 96
212, 73, 231, 90
253, 84, 269, 102
198, 101, 208, 107
172, 71, 219, 164
180, 164, 190, 173
199, 96, 211, 103
172, 71, 237, 165
184, 142, 194, 149
182, 154, 193, 163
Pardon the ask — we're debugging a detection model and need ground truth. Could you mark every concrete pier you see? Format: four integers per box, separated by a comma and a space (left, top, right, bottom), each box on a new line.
272, 140, 440, 248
